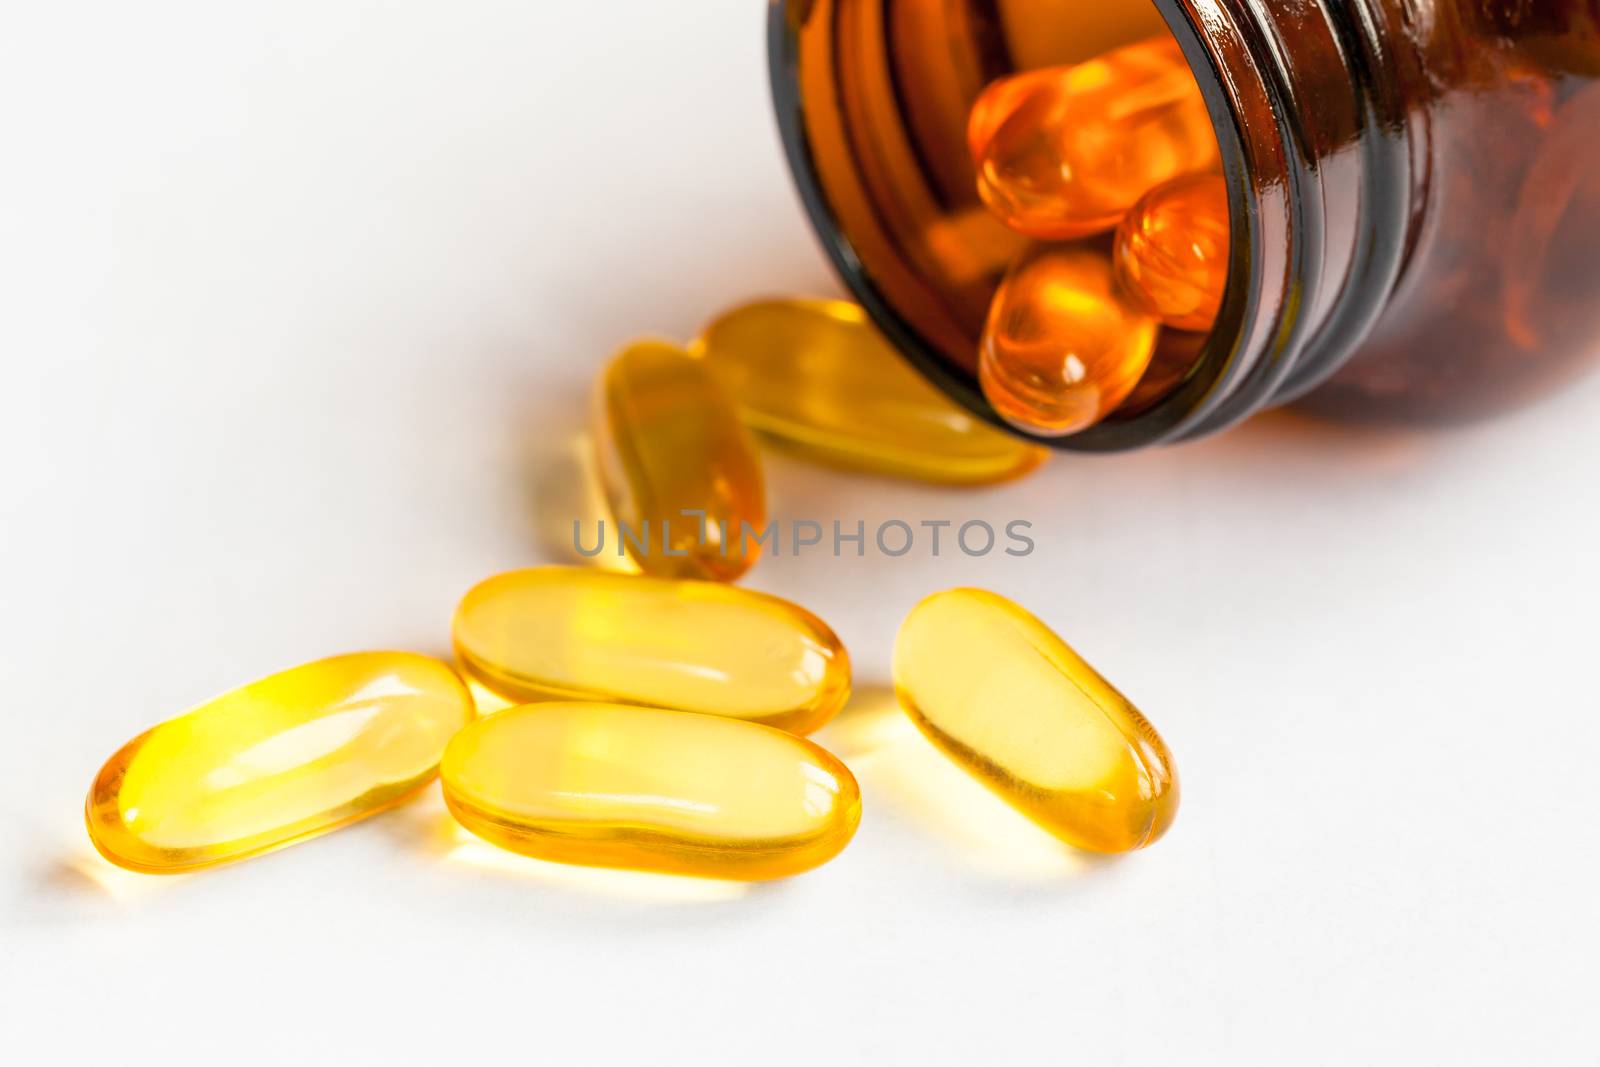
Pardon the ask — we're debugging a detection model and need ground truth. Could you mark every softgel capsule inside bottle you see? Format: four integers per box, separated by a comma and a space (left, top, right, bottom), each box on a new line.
980, 245, 1160, 436
1115, 173, 1231, 332
967, 36, 1218, 241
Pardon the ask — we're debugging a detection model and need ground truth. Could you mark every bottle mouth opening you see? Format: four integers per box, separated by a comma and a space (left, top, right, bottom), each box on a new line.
769, 0, 1313, 452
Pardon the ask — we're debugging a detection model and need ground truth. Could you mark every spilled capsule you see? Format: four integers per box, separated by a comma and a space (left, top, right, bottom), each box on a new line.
86, 652, 474, 873
980, 245, 1160, 436
893, 589, 1178, 853
691, 299, 1046, 485
453, 567, 850, 735
593, 340, 767, 582
968, 36, 1219, 239
441, 703, 862, 880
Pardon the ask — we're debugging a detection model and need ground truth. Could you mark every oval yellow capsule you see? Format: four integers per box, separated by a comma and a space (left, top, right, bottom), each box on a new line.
453, 567, 851, 735
690, 299, 1046, 485
86, 652, 474, 873
893, 589, 1178, 853
441, 703, 862, 880
593, 340, 767, 583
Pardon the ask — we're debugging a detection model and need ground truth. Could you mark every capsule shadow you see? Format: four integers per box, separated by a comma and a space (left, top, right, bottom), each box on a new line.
820, 684, 1120, 885
1182, 406, 1442, 474
523, 428, 638, 573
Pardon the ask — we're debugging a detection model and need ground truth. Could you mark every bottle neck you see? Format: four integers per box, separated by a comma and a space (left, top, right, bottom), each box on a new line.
1146, 0, 1420, 446
767, 0, 1423, 451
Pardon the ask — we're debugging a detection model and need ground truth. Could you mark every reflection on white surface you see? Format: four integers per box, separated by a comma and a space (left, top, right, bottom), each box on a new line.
820, 687, 1098, 880
532, 435, 639, 574
53, 848, 188, 903
443, 822, 748, 903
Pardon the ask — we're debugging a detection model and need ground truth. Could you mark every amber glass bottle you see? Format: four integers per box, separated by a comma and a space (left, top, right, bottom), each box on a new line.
769, 0, 1600, 449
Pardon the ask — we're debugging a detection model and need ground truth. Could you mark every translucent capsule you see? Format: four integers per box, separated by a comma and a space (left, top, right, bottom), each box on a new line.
441, 703, 862, 880
980, 245, 1160, 436
1115, 174, 1231, 331
968, 36, 1220, 239
690, 299, 1046, 485
86, 652, 473, 873
893, 589, 1178, 853
593, 340, 767, 583
453, 567, 850, 735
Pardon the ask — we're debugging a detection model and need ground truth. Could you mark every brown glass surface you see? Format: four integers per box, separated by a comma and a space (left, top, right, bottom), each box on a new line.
774, 0, 1600, 445
1304, 2, 1600, 423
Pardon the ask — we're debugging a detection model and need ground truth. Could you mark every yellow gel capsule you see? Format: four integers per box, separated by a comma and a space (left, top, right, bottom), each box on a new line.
593, 340, 767, 583
441, 703, 862, 880
1114, 174, 1232, 332
980, 245, 1160, 436
893, 589, 1178, 853
690, 298, 1047, 485
968, 36, 1220, 239
453, 567, 850, 735
86, 652, 474, 873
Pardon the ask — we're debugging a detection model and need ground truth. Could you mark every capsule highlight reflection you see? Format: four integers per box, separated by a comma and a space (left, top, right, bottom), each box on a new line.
968, 36, 1219, 239
86, 652, 474, 873
453, 567, 850, 735
593, 340, 767, 582
441, 703, 862, 880
691, 299, 1046, 485
893, 589, 1178, 853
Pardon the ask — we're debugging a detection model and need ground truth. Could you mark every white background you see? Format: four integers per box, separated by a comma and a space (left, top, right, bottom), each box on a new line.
4, 2, 1598, 1063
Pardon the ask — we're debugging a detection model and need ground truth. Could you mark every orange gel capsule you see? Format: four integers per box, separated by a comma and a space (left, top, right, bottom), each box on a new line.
894, 589, 1178, 854
968, 36, 1219, 239
1115, 174, 1231, 331
593, 340, 767, 582
980, 245, 1160, 436
691, 298, 1046, 485
441, 703, 862, 880
86, 653, 474, 873
453, 567, 851, 735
